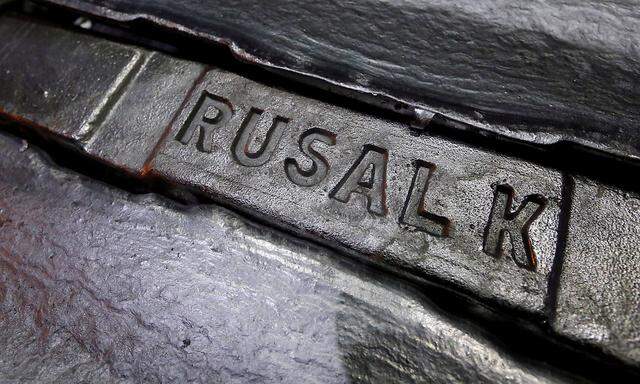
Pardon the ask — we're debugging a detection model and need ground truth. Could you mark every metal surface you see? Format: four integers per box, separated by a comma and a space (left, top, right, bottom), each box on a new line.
0, 14, 141, 141
0, 15, 565, 315
151, 68, 564, 314
84, 51, 205, 173
554, 178, 640, 366
0, 15, 204, 174
1, 11, 640, 379
0, 132, 575, 383
40, 0, 640, 161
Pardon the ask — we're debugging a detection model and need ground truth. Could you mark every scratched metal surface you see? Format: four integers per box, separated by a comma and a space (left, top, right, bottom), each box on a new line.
0, 132, 576, 383
40, 0, 640, 161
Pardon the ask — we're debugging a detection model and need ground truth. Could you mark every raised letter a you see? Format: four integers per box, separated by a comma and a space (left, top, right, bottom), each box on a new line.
329, 145, 388, 216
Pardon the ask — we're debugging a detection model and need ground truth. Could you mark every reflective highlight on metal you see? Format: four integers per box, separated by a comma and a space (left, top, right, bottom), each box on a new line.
0, 132, 574, 383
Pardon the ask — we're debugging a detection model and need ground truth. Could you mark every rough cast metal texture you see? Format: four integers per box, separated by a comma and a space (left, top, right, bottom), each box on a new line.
0, 133, 574, 383
0, 14, 141, 141
42, 0, 640, 160
554, 179, 640, 366
0, 15, 204, 174
151, 68, 563, 314
0, 15, 564, 314
1, 14, 640, 368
